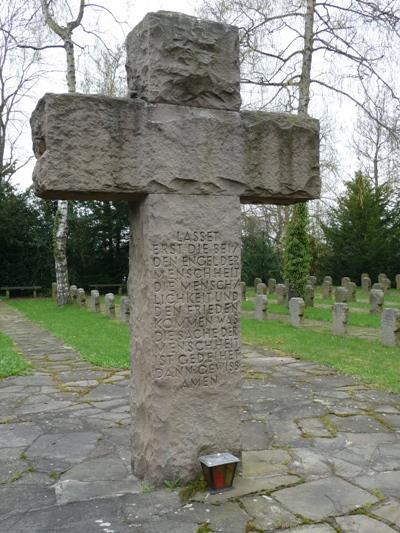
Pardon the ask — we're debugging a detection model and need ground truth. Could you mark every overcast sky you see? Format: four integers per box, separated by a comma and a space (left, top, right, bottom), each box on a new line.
13, 0, 359, 194
14, 0, 196, 189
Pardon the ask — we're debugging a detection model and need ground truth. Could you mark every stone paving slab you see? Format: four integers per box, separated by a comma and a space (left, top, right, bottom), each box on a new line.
1, 302, 400, 532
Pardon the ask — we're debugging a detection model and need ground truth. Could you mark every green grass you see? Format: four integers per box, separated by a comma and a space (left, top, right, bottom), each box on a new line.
242, 318, 400, 392
8, 299, 130, 369
0, 330, 31, 379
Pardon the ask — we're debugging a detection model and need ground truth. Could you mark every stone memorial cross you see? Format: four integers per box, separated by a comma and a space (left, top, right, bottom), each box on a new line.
30, 11, 320, 484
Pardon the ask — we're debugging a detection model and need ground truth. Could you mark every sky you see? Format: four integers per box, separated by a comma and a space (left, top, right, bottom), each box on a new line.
13, 0, 196, 189
12, 0, 363, 194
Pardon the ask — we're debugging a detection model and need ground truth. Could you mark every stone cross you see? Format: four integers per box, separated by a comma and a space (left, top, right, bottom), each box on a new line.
335, 286, 348, 303
396, 274, 400, 290
276, 284, 289, 306
289, 297, 305, 327
304, 284, 314, 307
268, 278, 276, 294
381, 308, 400, 347
104, 293, 115, 318
30, 11, 319, 484
254, 291, 268, 321
322, 279, 332, 299
90, 290, 100, 313
332, 303, 348, 336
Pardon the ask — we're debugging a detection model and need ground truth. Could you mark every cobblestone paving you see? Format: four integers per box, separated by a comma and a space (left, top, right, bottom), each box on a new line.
1, 302, 400, 532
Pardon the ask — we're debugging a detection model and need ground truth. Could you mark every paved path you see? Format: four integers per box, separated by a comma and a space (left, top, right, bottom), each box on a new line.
1, 302, 400, 532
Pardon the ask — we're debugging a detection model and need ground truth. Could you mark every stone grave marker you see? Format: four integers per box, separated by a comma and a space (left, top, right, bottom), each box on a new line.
381, 308, 400, 347
335, 286, 348, 303
276, 283, 289, 306
120, 296, 131, 324
378, 273, 387, 284
323, 275, 333, 284
254, 288, 267, 321
341, 277, 351, 289
289, 297, 305, 327
30, 11, 319, 484
104, 293, 115, 318
370, 289, 384, 314
254, 277, 262, 290
309, 275, 317, 288
332, 303, 348, 335
304, 284, 314, 307
268, 278, 276, 293
77, 288, 86, 308
396, 274, 400, 290
322, 279, 332, 299
256, 282, 267, 295
382, 277, 391, 293
372, 282, 384, 291
347, 281, 357, 302
69, 285, 78, 304
361, 276, 371, 293
90, 289, 100, 313
51, 282, 57, 299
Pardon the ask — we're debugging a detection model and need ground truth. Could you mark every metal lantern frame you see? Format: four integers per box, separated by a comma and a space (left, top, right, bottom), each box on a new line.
199, 452, 240, 492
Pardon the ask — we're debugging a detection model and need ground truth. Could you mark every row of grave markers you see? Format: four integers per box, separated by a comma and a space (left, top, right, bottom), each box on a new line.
51, 282, 131, 324
252, 282, 400, 347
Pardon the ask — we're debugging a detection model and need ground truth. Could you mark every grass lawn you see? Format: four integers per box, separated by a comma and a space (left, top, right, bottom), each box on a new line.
6, 297, 400, 393
0, 330, 31, 379
8, 299, 130, 369
242, 317, 400, 393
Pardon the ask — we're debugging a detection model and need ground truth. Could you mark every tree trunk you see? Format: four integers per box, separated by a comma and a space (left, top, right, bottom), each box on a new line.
54, 199, 70, 306
53, 35, 77, 304
298, 0, 316, 115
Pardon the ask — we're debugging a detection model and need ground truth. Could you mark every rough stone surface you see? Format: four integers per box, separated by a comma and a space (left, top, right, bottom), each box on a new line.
370, 288, 384, 314
29, 9, 321, 489
334, 286, 348, 303
304, 284, 314, 307
381, 308, 400, 346
322, 280, 332, 299
31, 94, 320, 204
268, 278, 276, 293
254, 277, 262, 289
254, 293, 267, 321
347, 281, 357, 302
335, 515, 397, 532
396, 273, 400, 290
90, 289, 100, 313
274, 477, 378, 521
77, 288, 86, 308
332, 303, 349, 336
289, 297, 305, 327
362, 275, 371, 292
276, 283, 288, 305
341, 276, 351, 288
129, 194, 242, 484
126, 11, 241, 111
120, 296, 131, 324
104, 293, 115, 318
1, 304, 400, 531
256, 282, 267, 295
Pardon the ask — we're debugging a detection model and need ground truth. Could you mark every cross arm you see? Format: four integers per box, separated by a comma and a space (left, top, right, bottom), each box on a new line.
31, 92, 320, 204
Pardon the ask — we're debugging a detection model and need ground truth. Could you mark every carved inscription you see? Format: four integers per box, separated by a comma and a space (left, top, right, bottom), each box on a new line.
152, 230, 241, 388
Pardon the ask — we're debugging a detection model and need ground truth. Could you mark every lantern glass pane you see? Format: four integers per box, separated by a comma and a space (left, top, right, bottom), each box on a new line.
224, 463, 236, 487
213, 465, 226, 490
201, 463, 212, 489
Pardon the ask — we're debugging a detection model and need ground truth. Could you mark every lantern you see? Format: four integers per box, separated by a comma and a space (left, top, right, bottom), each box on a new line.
199, 452, 240, 492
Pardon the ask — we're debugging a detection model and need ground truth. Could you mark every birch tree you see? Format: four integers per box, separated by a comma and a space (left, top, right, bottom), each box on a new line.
38, 0, 85, 306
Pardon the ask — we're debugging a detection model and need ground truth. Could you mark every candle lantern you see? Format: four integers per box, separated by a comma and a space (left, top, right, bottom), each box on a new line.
199, 452, 240, 492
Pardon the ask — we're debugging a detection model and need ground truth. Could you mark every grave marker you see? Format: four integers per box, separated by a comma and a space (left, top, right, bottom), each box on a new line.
289, 297, 305, 327
30, 11, 319, 484
381, 308, 400, 347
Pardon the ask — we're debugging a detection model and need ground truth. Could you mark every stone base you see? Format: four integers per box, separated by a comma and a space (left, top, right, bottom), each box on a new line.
129, 194, 242, 484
